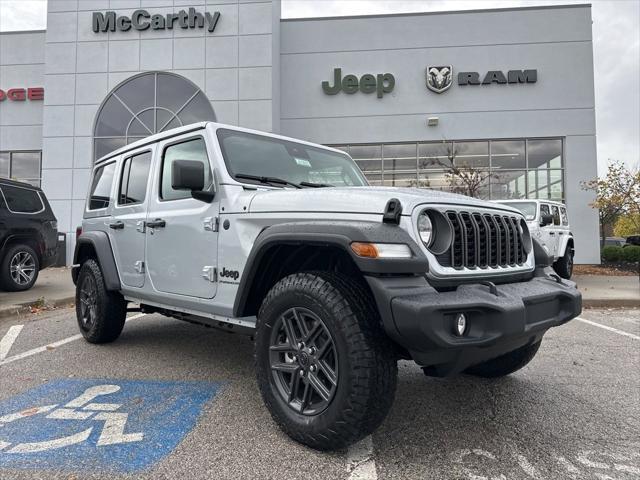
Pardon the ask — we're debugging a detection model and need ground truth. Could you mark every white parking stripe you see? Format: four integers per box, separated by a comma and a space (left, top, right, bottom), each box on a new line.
576, 317, 640, 341
347, 435, 377, 480
0, 325, 24, 361
0, 314, 145, 367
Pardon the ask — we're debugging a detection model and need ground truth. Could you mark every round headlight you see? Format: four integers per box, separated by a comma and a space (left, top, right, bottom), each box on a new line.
417, 212, 433, 246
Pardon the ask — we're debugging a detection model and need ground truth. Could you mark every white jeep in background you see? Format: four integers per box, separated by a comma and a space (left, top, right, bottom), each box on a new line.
72, 122, 581, 450
496, 200, 574, 279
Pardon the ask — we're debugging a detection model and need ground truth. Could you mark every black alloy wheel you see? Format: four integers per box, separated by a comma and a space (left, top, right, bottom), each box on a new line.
78, 273, 98, 332
269, 307, 338, 416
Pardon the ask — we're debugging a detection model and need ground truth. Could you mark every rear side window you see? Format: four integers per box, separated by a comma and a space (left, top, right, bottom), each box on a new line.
160, 137, 212, 201
560, 207, 568, 226
0, 184, 44, 213
118, 151, 152, 205
89, 162, 116, 210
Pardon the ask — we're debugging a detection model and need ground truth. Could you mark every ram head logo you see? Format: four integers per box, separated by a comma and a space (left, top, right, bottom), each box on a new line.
426, 66, 453, 94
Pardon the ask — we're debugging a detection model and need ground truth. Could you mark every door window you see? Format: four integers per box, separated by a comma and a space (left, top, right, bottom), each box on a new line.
89, 162, 116, 210
160, 138, 212, 201
0, 184, 44, 213
551, 206, 561, 225
118, 151, 152, 205
540, 204, 550, 222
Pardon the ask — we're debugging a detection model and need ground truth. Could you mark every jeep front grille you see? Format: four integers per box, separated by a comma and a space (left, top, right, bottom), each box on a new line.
436, 211, 527, 269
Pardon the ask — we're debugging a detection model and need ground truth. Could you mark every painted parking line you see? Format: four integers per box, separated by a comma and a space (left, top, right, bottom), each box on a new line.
576, 317, 640, 341
347, 435, 377, 480
0, 379, 223, 472
0, 314, 145, 367
0, 325, 23, 361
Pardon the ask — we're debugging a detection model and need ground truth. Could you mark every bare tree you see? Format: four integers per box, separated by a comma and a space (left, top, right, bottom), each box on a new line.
419, 140, 494, 198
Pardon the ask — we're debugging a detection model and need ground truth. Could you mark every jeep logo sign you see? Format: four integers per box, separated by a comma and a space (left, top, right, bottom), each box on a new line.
92, 8, 221, 33
322, 68, 395, 98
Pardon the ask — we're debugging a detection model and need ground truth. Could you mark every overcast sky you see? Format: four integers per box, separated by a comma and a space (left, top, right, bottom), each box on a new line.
0, 0, 638, 174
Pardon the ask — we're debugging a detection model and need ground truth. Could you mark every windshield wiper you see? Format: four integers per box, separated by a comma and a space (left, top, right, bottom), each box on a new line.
235, 173, 302, 189
299, 181, 334, 188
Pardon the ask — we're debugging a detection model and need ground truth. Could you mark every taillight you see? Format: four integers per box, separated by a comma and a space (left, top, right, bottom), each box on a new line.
76, 226, 83, 241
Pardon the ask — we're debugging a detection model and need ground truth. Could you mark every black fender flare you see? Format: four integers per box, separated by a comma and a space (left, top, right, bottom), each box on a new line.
1, 232, 46, 258
232, 220, 428, 317
72, 231, 121, 291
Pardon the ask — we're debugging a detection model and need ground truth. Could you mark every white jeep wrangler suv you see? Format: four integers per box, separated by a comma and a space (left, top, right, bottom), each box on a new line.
496, 200, 574, 279
72, 122, 582, 450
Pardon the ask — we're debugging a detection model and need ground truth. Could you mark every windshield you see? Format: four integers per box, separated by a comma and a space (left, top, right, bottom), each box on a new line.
502, 201, 537, 220
217, 129, 368, 187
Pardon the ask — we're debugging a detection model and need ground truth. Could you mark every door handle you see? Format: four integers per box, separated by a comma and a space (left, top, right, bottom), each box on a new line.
109, 221, 125, 230
145, 218, 166, 228
549, 232, 556, 235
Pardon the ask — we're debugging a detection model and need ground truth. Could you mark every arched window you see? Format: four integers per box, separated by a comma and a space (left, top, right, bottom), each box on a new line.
93, 72, 215, 161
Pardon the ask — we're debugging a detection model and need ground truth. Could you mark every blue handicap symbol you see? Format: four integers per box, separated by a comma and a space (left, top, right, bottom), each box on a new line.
0, 379, 223, 473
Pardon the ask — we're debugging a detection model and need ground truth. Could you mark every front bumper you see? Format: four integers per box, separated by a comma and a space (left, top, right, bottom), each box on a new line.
366, 269, 581, 376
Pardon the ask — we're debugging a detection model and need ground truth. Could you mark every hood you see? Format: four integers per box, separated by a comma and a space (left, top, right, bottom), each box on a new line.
247, 186, 520, 216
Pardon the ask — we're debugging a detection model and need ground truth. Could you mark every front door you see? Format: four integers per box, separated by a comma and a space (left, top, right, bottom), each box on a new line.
108, 150, 153, 288
145, 135, 218, 299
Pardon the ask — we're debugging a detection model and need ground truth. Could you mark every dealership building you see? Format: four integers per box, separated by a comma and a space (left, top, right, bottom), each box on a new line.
0, 1, 598, 263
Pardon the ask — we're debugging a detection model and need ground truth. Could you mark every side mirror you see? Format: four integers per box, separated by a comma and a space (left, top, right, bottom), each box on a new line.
171, 160, 215, 203
540, 214, 553, 227
172, 160, 205, 191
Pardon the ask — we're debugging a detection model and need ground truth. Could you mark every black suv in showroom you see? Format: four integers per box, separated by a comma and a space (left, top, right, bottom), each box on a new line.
0, 178, 58, 291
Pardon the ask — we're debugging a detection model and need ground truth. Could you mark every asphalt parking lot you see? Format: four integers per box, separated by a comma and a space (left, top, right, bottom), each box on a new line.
0, 306, 638, 480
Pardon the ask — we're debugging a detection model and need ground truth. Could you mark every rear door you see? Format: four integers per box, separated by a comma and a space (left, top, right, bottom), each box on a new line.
145, 135, 219, 299
108, 149, 153, 288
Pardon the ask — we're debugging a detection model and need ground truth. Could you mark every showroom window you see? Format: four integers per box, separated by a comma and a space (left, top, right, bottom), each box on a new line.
332, 138, 564, 201
0, 151, 42, 187
93, 72, 216, 162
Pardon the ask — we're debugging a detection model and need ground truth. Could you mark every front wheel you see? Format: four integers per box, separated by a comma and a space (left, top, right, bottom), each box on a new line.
255, 272, 398, 450
75, 259, 126, 343
465, 341, 542, 378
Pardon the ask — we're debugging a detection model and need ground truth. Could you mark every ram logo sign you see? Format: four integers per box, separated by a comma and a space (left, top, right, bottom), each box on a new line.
426, 66, 453, 94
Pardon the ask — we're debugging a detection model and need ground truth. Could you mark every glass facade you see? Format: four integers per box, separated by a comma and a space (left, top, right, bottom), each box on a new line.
0, 151, 42, 187
93, 72, 216, 161
332, 138, 564, 201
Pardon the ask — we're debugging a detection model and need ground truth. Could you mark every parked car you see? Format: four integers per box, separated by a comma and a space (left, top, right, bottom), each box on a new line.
0, 178, 58, 291
604, 237, 626, 247
496, 199, 574, 279
624, 235, 640, 247
72, 122, 581, 450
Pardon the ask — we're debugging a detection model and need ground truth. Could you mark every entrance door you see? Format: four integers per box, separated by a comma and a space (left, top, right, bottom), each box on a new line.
145, 136, 218, 299
108, 150, 153, 288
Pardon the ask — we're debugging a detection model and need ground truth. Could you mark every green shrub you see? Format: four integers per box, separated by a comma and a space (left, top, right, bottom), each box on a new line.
602, 245, 623, 262
622, 245, 640, 263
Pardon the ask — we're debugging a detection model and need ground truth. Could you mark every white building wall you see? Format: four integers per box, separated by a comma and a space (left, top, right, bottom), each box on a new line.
41, 0, 281, 261
279, 5, 599, 263
0, 31, 45, 152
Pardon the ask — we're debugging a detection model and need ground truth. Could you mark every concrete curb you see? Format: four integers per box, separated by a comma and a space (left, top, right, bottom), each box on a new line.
583, 299, 639, 309
0, 296, 76, 322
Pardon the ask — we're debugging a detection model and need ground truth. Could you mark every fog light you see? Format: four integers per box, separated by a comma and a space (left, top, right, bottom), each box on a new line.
455, 313, 467, 336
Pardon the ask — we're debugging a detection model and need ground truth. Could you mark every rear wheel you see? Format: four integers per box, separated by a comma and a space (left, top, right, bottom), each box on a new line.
75, 259, 126, 343
465, 341, 542, 378
554, 248, 574, 279
255, 271, 398, 450
0, 244, 39, 292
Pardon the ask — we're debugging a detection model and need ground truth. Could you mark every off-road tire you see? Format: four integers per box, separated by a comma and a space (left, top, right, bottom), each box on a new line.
75, 259, 126, 344
465, 341, 542, 378
0, 244, 40, 292
554, 249, 573, 279
255, 271, 398, 450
